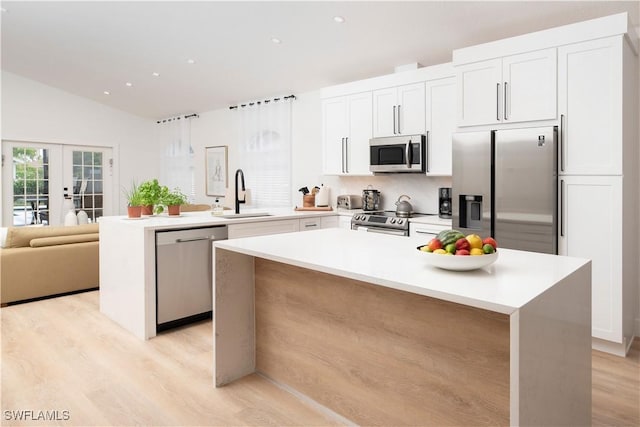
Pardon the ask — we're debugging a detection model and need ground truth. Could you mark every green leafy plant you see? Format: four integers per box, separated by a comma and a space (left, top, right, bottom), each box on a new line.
160, 187, 188, 206
138, 179, 163, 207
122, 181, 143, 207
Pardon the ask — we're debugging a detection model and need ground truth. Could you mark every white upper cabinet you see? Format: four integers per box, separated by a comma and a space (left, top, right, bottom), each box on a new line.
456, 48, 557, 127
322, 92, 373, 175
425, 77, 456, 175
373, 82, 425, 137
558, 36, 623, 175
502, 49, 557, 123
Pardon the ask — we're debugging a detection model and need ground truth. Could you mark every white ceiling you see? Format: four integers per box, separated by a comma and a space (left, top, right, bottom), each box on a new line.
2, 1, 638, 120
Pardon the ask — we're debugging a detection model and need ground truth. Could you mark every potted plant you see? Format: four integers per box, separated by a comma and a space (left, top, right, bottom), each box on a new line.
138, 179, 163, 215
160, 187, 188, 216
122, 181, 143, 218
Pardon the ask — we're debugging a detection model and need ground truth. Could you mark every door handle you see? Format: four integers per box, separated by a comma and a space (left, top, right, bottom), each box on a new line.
425, 131, 430, 173
504, 82, 508, 120
560, 114, 565, 172
560, 179, 564, 237
345, 137, 349, 173
341, 137, 345, 173
176, 237, 211, 243
393, 105, 397, 134
397, 104, 401, 134
304, 223, 319, 228
496, 83, 501, 121
405, 140, 412, 168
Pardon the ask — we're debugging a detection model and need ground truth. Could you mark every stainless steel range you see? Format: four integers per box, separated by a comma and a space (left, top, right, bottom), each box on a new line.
351, 211, 434, 236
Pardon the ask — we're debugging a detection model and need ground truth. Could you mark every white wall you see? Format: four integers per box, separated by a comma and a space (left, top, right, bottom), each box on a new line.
189, 89, 450, 214
1, 71, 157, 220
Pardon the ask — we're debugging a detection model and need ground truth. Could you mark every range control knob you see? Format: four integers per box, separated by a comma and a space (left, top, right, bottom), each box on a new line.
397, 219, 404, 225
390, 218, 396, 224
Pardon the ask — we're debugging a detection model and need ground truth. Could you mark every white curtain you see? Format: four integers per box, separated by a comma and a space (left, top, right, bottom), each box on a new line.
237, 98, 292, 208
158, 117, 195, 202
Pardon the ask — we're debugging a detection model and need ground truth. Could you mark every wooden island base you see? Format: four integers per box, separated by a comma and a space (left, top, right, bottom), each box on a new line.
254, 258, 510, 426
214, 232, 591, 427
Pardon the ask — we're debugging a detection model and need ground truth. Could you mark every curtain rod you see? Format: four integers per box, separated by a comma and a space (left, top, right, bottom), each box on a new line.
229, 94, 296, 110
156, 113, 199, 124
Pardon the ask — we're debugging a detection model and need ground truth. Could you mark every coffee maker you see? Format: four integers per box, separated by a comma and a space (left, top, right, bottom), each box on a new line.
439, 187, 452, 219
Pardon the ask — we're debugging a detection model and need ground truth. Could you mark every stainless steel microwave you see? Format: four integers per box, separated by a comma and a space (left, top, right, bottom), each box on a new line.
369, 134, 426, 173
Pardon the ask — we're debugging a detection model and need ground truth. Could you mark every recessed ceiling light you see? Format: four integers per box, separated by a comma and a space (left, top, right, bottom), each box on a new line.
103, 91, 110, 95
152, 72, 160, 77
333, 16, 345, 23
271, 37, 281, 44
187, 59, 196, 64
125, 82, 133, 87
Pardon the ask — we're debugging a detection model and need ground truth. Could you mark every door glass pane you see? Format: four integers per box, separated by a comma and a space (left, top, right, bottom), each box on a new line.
11, 147, 49, 226
72, 150, 104, 222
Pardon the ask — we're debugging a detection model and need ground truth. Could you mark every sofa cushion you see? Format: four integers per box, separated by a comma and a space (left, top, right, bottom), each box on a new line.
4, 223, 99, 248
30, 233, 100, 248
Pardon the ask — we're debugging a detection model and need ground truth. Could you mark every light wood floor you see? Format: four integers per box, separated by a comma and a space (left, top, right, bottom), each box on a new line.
1, 290, 639, 426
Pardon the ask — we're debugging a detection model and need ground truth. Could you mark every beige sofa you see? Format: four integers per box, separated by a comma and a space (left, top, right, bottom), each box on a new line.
0, 223, 99, 305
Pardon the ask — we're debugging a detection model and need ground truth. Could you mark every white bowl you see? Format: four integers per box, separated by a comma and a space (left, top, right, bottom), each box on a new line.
416, 246, 499, 271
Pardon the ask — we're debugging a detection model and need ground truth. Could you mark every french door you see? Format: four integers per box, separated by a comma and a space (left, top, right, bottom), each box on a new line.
2, 141, 114, 226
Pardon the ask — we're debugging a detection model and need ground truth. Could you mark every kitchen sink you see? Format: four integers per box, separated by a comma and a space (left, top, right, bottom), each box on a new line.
215, 212, 273, 219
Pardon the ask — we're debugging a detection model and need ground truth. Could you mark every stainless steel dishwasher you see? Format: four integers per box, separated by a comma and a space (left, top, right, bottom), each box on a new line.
155, 226, 228, 331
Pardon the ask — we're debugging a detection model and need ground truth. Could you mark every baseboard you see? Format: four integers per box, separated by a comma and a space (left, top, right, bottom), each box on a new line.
592, 336, 630, 357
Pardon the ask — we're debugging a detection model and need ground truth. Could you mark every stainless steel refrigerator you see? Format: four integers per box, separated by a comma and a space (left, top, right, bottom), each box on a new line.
452, 126, 558, 254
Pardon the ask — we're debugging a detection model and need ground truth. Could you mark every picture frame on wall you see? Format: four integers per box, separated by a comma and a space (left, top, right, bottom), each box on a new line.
205, 145, 228, 197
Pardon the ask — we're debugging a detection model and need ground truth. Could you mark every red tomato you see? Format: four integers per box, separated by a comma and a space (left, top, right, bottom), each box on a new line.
428, 238, 443, 251
482, 237, 498, 249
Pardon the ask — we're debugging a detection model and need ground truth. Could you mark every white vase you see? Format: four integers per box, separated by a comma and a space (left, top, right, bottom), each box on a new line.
64, 210, 78, 226
76, 210, 89, 224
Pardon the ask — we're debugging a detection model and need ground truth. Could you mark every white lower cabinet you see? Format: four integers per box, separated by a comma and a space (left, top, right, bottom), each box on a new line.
228, 216, 339, 239
338, 215, 352, 230
558, 176, 625, 348
228, 219, 300, 239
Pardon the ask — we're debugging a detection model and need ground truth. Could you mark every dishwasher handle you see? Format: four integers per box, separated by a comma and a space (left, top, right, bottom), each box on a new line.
175, 237, 212, 243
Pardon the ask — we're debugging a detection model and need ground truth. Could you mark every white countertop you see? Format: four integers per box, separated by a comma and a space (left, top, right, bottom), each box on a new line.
98, 207, 337, 231
214, 228, 589, 314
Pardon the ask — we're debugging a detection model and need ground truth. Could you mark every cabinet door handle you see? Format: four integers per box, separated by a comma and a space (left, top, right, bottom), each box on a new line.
341, 137, 345, 173
397, 104, 401, 134
504, 82, 508, 120
496, 83, 501, 121
304, 223, 319, 228
560, 114, 565, 172
345, 137, 349, 173
425, 131, 430, 173
393, 105, 397, 134
560, 179, 565, 237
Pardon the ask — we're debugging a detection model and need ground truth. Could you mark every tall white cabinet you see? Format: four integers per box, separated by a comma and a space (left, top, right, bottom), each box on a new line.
557, 34, 638, 356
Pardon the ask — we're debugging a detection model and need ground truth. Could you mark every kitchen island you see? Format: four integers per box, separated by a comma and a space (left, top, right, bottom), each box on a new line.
213, 228, 592, 426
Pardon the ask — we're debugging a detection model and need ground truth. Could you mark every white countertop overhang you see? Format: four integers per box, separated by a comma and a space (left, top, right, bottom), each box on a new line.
214, 228, 590, 315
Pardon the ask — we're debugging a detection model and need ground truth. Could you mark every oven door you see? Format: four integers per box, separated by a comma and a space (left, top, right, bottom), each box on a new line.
352, 224, 408, 237
369, 134, 426, 173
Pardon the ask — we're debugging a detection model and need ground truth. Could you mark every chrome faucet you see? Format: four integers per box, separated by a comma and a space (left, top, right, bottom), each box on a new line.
235, 169, 245, 214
